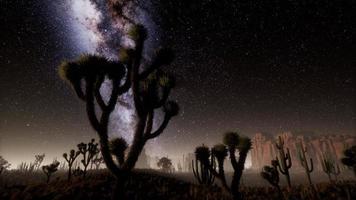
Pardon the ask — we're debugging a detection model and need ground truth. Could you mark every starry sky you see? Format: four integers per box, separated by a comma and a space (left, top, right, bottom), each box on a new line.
0, 0, 355, 166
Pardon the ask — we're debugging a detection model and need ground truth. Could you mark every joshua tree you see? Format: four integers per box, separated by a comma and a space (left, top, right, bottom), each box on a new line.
77, 139, 100, 178
211, 144, 228, 187
192, 145, 215, 185
59, 21, 178, 198
297, 141, 314, 185
321, 153, 340, 183
196, 132, 252, 200
275, 136, 292, 188
42, 160, 60, 183
0, 156, 10, 175
261, 160, 283, 199
157, 157, 173, 173
33, 154, 45, 170
63, 149, 80, 181
224, 132, 252, 200
341, 145, 356, 176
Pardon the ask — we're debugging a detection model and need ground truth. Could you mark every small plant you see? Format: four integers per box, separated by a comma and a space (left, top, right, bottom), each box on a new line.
321, 153, 340, 183
63, 149, 80, 181
297, 141, 314, 185
42, 160, 60, 183
341, 145, 356, 176
192, 145, 215, 185
33, 153, 45, 170
77, 138, 100, 178
92, 154, 104, 170
261, 160, 283, 199
72, 167, 84, 177
157, 157, 173, 173
0, 156, 10, 175
275, 136, 292, 188
109, 138, 128, 167
17, 162, 35, 173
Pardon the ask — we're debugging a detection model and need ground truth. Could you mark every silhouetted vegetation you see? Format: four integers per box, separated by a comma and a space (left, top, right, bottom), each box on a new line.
0, 156, 10, 175
261, 159, 283, 199
63, 149, 80, 181
77, 139, 100, 178
192, 145, 216, 185
341, 145, 356, 176
194, 131, 252, 200
275, 136, 293, 188
157, 157, 173, 173
42, 160, 60, 183
297, 141, 314, 185
321, 153, 340, 183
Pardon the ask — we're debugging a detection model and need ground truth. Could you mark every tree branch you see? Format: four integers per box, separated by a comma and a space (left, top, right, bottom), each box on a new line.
145, 111, 171, 140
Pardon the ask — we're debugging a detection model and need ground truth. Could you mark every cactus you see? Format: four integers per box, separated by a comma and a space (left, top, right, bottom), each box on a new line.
341, 145, 356, 176
0, 156, 10, 175
63, 149, 80, 181
321, 153, 340, 183
192, 145, 215, 185
42, 160, 60, 183
275, 136, 292, 188
297, 141, 314, 185
261, 160, 283, 199
77, 138, 100, 178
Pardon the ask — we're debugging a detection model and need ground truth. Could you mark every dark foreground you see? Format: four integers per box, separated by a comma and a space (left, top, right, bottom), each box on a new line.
0, 170, 355, 200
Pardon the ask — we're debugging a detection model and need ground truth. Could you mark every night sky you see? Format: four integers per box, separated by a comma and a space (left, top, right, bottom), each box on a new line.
0, 0, 355, 166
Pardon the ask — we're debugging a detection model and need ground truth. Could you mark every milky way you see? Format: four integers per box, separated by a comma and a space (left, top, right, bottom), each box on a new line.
58, 0, 164, 152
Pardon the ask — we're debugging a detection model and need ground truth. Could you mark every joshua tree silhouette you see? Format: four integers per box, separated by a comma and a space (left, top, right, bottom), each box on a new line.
59, 23, 178, 198
77, 139, 100, 178
63, 149, 80, 181
195, 131, 252, 200
192, 145, 216, 185
42, 160, 60, 183
261, 159, 283, 199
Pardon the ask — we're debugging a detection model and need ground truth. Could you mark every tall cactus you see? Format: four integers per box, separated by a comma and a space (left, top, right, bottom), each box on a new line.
275, 136, 292, 188
192, 145, 215, 185
321, 153, 340, 183
297, 141, 314, 185
341, 145, 356, 176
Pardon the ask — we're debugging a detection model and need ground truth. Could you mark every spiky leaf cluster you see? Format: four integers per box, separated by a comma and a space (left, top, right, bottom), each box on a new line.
223, 132, 240, 148
211, 144, 228, 162
195, 145, 210, 163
